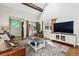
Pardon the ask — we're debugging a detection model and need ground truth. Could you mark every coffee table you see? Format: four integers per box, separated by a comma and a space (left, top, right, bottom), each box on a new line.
28, 40, 46, 51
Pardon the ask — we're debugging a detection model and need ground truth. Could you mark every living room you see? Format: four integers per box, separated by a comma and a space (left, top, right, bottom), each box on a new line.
0, 3, 79, 56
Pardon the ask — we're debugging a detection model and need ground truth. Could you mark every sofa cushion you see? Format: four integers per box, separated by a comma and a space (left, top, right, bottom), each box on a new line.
0, 34, 10, 40
0, 40, 10, 52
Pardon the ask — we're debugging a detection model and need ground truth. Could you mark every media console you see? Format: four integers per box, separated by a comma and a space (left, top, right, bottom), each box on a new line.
43, 20, 76, 47
44, 31, 77, 47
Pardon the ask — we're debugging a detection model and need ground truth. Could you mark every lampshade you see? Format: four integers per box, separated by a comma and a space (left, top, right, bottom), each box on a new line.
0, 29, 3, 33
1, 26, 9, 32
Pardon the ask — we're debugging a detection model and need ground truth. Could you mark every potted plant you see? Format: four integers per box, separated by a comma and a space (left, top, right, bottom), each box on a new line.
35, 22, 40, 36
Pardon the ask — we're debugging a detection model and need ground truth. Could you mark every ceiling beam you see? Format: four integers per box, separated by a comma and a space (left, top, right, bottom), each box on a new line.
22, 3, 43, 12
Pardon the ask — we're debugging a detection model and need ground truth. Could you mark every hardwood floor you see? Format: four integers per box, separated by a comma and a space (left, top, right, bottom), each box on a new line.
15, 37, 79, 56
52, 40, 79, 56
66, 46, 79, 56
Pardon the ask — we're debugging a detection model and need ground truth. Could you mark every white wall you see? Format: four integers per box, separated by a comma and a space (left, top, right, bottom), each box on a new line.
0, 4, 39, 37
40, 3, 79, 45
0, 4, 38, 27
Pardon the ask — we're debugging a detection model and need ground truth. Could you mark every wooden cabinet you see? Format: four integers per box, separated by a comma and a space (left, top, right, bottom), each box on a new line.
0, 47, 26, 56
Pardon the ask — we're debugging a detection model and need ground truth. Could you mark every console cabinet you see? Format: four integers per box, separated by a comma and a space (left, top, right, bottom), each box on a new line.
44, 32, 76, 47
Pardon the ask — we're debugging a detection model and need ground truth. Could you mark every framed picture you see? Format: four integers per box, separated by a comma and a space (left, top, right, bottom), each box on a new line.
45, 26, 50, 30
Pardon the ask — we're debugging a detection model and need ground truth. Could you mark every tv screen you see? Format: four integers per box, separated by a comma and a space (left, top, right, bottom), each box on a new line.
54, 21, 73, 33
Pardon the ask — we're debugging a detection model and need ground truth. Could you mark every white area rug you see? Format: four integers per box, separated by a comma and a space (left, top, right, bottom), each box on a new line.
26, 40, 69, 56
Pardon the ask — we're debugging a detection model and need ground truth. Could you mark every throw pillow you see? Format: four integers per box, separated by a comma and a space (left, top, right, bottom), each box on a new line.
0, 34, 10, 40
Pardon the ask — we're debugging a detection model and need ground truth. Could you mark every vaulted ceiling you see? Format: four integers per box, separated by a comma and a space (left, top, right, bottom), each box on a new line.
0, 3, 47, 20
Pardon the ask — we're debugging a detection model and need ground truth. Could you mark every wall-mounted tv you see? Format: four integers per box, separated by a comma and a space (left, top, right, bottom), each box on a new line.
54, 21, 73, 33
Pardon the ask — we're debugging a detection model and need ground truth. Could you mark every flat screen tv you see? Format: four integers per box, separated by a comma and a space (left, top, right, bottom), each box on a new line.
54, 21, 73, 33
